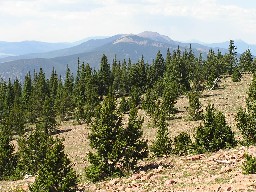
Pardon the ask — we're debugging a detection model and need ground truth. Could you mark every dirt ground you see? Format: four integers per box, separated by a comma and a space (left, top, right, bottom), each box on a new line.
1, 74, 255, 192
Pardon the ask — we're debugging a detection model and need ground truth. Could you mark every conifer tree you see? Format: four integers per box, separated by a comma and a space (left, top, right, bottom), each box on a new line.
121, 103, 148, 172
225, 40, 237, 75
30, 138, 77, 192
86, 93, 124, 181
195, 104, 236, 153
17, 127, 55, 176
0, 126, 16, 180
187, 90, 202, 120
98, 54, 112, 96
239, 49, 253, 72
151, 110, 172, 157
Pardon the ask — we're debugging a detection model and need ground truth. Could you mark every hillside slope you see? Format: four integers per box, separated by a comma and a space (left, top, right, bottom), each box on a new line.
0, 74, 254, 191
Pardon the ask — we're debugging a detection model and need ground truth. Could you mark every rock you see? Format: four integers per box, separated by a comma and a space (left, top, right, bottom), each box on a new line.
227, 186, 232, 191
220, 166, 232, 174
146, 172, 154, 179
165, 179, 177, 185
109, 178, 119, 185
132, 173, 141, 180
187, 154, 203, 161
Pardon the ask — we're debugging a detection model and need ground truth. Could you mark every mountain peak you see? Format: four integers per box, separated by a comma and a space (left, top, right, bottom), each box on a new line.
138, 31, 162, 38
137, 31, 175, 44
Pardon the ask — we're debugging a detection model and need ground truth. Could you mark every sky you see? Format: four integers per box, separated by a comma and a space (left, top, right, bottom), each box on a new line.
1, 0, 256, 43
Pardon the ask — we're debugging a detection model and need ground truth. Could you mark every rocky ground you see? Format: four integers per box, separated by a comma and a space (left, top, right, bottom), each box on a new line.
1, 74, 256, 191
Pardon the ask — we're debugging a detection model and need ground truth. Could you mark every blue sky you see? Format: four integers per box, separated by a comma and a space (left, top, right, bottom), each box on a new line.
0, 0, 256, 43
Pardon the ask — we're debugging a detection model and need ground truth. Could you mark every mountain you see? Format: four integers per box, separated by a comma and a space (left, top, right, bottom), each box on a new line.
0, 32, 230, 81
0, 41, 74, 58
202, 40, 256, 55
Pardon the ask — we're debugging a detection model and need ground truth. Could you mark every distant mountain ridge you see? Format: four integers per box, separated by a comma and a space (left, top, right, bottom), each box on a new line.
0, 31, 249, 81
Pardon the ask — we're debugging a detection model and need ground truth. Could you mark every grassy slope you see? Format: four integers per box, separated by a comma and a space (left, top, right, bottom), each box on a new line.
1, 74, 255, 191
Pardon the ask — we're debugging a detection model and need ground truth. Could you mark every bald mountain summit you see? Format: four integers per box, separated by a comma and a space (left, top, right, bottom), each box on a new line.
0, 31, 241, 80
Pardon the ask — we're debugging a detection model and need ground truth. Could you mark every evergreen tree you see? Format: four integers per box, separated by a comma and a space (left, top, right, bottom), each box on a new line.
0, 126, 16, 180
232, 67, 242, 82
225, 40, 237, 75
236, 74, 256, 145
30, 138, 77, 192
239, 49, 253, 72
187, 90, 202, 120
86, 93, 124, 181
98, 54, 112, 96
195, 104, 236, 153
17, 127, 55, 176
151, 111, 172, 157
121, 103, 148, 172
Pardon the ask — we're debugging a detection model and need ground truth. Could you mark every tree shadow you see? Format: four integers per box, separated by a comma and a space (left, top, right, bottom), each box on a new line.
52, 128, 72, 135
134, 162, 173, 173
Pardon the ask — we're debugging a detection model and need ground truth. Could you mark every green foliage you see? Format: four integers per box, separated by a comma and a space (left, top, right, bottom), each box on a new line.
194, 104, 236, 153
231, 67, 242, 82
236, 108, 256, 145
119, 96, 130, 113
86, 94, 147, 182
120, 104, 148, 172
187, 90, 202, 120
173, 132, 193, 156
239, 49, 253, 72
237, 75, 256, 145
0, 126, 17, 180
162, 79, 179, 117
151, 111, 172, 157
29, 138, 77, 192
16, 127, 55, 177
242, 154, 256, 174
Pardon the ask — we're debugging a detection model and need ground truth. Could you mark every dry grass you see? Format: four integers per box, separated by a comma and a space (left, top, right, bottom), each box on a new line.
0, 74, 254, 191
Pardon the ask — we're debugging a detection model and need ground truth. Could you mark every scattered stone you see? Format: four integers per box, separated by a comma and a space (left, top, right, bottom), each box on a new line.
109, 178, 119, 185
146, 172, 154, 179
165, 179, 177, 186
220, 166, 232, 174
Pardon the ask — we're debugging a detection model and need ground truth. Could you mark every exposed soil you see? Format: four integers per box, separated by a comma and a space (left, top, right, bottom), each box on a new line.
1, 74, 255, 192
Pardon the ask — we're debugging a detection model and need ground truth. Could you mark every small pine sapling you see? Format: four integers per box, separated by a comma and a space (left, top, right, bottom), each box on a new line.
151, 110, 172, 157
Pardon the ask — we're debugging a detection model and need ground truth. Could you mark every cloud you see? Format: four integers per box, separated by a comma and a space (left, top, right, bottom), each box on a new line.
0, 0, 255, 43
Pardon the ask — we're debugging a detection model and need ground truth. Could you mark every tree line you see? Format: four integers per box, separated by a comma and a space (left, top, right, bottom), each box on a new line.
1, 40, 256, 190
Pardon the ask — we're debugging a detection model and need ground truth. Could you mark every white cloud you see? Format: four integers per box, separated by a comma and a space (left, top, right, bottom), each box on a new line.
0, 0, 256, 43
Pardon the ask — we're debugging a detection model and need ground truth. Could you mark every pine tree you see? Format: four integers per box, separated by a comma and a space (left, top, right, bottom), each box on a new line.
239, 49, 253, 72
17, 127, 55, 176
151, 111, 172, 157
195, 104, 236, 153
236, 74, 256, 145
98, 54, 112, 96
232, 67, 242, 82
121, 103, 148, 172
187, 90, 202, 120
225, 40, 237, 75
86, 93, 124, 181
0, 126, 16, 180
40, 95, 57, 134
30, 138, 77, 192
86, 93, 147, 181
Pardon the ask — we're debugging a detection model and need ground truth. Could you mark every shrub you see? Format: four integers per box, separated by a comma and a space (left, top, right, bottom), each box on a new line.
194, 104, 236, 153
242, 154, 256, 174
173, 132, 193, 156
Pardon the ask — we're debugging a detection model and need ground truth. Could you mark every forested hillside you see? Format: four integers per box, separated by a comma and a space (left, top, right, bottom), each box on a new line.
1, 40, 256, 191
